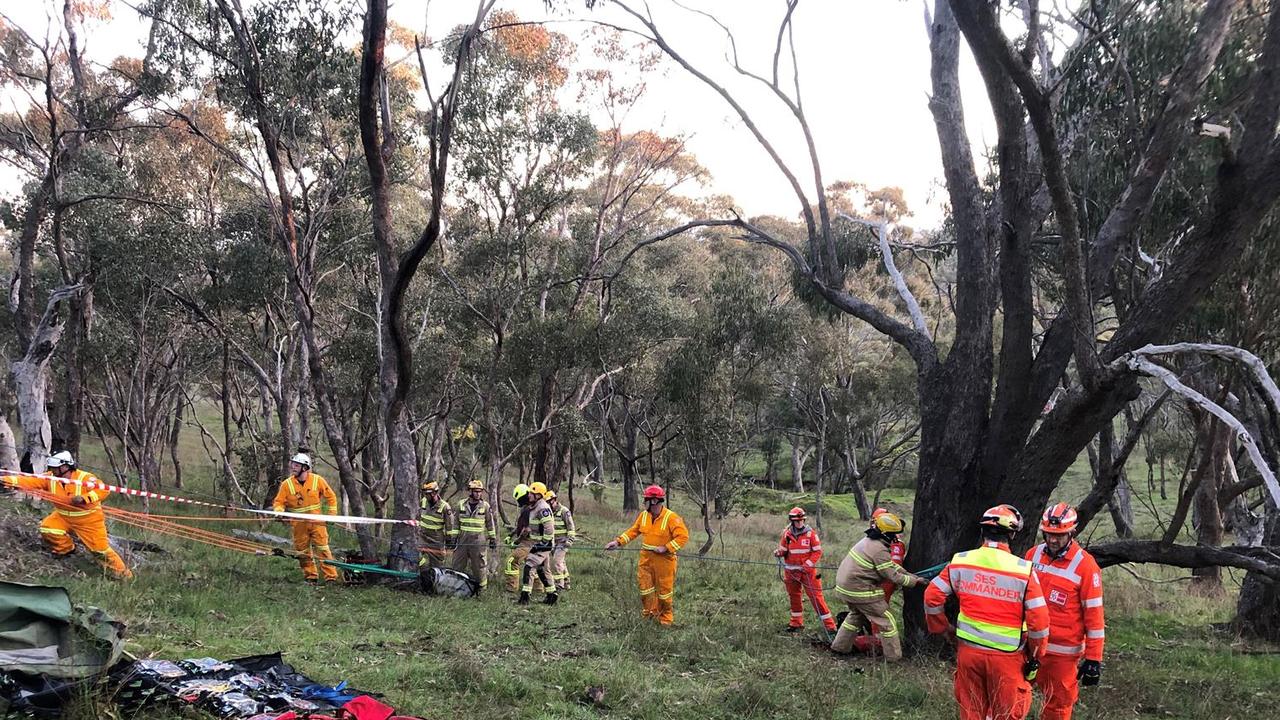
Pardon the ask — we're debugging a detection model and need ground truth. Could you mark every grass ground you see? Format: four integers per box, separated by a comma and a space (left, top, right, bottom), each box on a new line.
3, 471, 1278, 720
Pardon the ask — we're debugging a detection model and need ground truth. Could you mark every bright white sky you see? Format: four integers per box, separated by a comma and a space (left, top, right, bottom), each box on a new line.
1, 0, 998, 230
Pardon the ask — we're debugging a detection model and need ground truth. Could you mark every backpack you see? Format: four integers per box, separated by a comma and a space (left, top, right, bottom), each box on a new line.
417, 568, 480, 598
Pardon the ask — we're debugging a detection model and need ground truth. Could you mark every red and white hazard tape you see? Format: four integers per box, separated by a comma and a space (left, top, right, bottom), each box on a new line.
1, 469, 420, 527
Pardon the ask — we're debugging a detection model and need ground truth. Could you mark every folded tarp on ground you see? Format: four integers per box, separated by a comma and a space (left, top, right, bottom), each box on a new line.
0, 580, 124, 679
0, 580, 125, 717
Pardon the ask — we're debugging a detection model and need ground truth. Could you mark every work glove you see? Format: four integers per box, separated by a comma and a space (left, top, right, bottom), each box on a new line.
773, 548, 786, 557
70, 496, 87, 506
503, 536, 515, 547
488, 539, 497, 550
1022, 657, 1040, 682
1077, 659, 1102, 686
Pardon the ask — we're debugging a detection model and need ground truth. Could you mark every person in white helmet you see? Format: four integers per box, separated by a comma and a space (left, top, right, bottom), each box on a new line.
2, 451, 132, 579
271, 450, 340, 583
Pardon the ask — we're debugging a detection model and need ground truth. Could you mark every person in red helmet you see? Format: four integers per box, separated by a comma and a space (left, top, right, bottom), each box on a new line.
606, 484, 688, 625
773, 507, 836, 635
925, 504, 1050, 720
1025, 502, 1105, 720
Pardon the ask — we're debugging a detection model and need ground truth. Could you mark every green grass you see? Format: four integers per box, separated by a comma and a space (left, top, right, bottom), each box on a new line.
5, 437, 1277, 720
3, 482, 1276, 720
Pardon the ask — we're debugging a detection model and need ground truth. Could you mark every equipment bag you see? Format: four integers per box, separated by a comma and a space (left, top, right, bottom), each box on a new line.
416, 568, 479, 598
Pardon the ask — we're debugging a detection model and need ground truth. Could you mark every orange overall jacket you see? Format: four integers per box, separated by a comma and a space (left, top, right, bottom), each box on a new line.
1026, 541, 1105, 660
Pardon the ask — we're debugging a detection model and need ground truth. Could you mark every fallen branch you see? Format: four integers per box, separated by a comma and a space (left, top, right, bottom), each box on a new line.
1088, 540, 1280, 580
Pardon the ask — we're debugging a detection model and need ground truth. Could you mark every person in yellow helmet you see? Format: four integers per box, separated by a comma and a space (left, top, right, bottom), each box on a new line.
547, 490, 576, 590
418, 480, 456, 569
830, 510, 924, 661
452, 479, 497, 590
518, 482, 558, 605
503, 483, 542, 593
1, 451, 132, 579
271, 451, 339, 583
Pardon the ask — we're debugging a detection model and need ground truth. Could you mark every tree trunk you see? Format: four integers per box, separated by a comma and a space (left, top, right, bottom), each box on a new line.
219, 341, 234, 503
1235, 502, 1280, 640
169, 391, 184, 489
1098, 424, 1135, 538
1192, 435, 1227, 591
790, 442, 811, 493
697, 498, 715, 555
0, 373, 20, 471
902, 366, 992, 649
55, 293, 90, 455
11, 286, 86, 466
844, 440, 871, 520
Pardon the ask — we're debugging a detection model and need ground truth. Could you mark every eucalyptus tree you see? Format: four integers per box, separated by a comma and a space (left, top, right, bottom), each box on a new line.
0, 1, 165, 467
606, 0, 1280, 643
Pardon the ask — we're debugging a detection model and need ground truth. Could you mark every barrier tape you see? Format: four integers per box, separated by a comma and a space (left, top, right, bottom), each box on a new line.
0, 469, 421, 526
3, 468, 950, 578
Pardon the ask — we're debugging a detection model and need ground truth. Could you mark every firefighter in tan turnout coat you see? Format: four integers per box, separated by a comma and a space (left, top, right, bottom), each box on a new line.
830, 511, 925, 661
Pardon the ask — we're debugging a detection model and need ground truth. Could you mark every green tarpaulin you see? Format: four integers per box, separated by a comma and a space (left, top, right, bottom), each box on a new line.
0, 581, 123, 679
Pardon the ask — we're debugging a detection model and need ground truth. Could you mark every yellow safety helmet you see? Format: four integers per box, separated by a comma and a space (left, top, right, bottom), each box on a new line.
545, 490, 557, 501
528, 481, 548, 496
872, 511, 905, 535
512, 483, 530, 501
420, 481, 439, 493
467, 479, 485, 491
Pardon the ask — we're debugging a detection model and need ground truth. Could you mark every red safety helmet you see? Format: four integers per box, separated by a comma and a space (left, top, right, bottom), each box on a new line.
1040, 502, 1078, 534
642, 484, 666, 500
979, 504, 1024, 532
788, 507, 806, 521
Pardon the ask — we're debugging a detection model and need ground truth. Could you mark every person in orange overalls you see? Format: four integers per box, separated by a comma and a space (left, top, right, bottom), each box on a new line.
2, 451, 132, 579
773, 507, 836, 634
271, 451, 340, 584
925, 504, 1050, 720
605, 484, 689, 625
1025, 503, 1105, 720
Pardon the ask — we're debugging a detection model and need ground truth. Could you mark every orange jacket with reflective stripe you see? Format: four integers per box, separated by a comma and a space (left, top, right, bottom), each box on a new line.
924, 541, 1050, 656
272, 473, 338, 516
881, 539, 906, 594
616, 506, 689, 555
3, 470, 109, 516
1026, 541, 1105, 660
777, 525, 823, 570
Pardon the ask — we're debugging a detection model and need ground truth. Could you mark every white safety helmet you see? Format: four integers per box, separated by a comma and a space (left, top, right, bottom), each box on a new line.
46, 451, 75, 469
290, 452, 313, 467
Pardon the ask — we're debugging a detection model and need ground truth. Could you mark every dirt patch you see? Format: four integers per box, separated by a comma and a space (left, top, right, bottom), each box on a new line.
0, 495, 91, 581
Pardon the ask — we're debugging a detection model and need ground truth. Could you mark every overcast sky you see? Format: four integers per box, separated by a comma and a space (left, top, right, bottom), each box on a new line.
1, 0, 998, 230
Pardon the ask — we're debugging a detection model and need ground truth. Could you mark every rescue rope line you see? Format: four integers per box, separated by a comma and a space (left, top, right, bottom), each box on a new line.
5, 471, 948, 578
1, 469, 422, 526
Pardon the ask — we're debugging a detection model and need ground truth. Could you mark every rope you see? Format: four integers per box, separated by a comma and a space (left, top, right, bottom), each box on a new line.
321, 559, 417, 579
6, 476, 951, 578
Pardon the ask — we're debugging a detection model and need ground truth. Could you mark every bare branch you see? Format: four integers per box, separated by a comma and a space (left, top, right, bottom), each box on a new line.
837, 212, 930, 339
1124, 354, 1280, 507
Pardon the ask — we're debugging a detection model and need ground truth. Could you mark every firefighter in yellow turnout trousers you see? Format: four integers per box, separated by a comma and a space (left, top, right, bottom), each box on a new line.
518, 482, 559, 605
418, 481, 456, 569
271, 452, 339, 583
606, 484, 689, 625
2, 452, 132, 579
547, 490, 575, 590
452, 479, 497, 589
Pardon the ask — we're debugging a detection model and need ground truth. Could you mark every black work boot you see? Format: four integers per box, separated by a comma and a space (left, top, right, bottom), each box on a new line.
517, 591, 530, 605
543, 592, 559, 606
